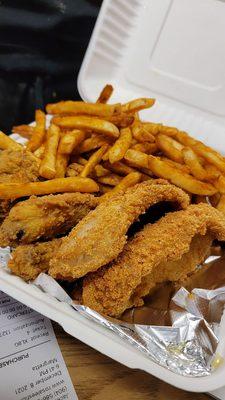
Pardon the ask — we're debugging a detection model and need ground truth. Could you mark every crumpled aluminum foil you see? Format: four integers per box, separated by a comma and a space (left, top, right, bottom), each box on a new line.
1, 247, 225, 378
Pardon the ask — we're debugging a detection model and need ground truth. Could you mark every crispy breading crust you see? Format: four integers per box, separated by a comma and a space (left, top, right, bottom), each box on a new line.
49, 181, 189, 280
0, 192, 98, 247
82, 204, 225, 317
8, 238, 62, 281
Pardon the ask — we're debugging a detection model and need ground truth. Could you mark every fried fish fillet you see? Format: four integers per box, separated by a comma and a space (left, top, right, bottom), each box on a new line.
8, 238, 62, 281
82, 204, 225, 317
0, 149, 40, 221
0, 192, 98, 247
49, 181, 189, 280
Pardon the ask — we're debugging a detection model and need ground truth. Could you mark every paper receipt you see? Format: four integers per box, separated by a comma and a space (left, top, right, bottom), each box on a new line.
0, 290, 78, 400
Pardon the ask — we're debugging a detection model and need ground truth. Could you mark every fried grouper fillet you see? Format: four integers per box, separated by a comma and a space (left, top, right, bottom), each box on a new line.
0, 193, 98, 247
0, 149, 40, 221
49, 181, 189, 280
82, 204, 225, 317
8, 238, 62, 281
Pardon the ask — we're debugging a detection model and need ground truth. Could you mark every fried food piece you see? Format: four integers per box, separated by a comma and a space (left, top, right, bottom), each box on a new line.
96, 84, 113, 104
82, 204, 225, 317
0, 149, 40, 221
0, 131, 22, 151
8, 238, 62, 281
49, 181, 189, 280
0, 193, 99, 247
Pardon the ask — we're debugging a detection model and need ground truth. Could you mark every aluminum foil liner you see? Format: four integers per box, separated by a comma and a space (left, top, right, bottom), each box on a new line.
1, 248, 225, 377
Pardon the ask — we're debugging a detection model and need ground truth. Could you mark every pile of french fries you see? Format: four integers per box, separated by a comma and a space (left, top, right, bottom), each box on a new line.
0, 84, 225, 213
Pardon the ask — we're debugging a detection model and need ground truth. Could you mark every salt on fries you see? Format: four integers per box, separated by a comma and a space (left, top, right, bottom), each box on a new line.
0, 177, 99, 199
2, 84, 225, 201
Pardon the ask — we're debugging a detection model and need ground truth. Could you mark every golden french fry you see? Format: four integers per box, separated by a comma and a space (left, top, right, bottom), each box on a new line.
58, 129, 85, 154
55, 153, 70, 178
0, 131, 22, 151
132, 142, 158, 154
96, 84, 113, 104
12, 125, 35, 139
124, 149, 149, 169
52, 116, 119, 139
98, 174, 122, 186
156, 134, 184, 163
33, 143, 46, 159
76, 156, 88, 165
39, 124, 60, 179
142, 122, 163, 135
46, 101, 121, 118
80, 145, 108, 178
108, 127, 132, 164
160, 157, 191, 174
26, 110, 46, 152
217, 194, 225, 214
148, 155, 216, 195
100, 172, 142, 201
132, 124, 155, 143
214, 175, 225, 194
66, 162, 83, 177
103, 161, 136, 176
122, 98, 155, 113
77, 135, 109, 154
108, 113, 134, 128
182, 147, 208, 181
0, 177, 99, 199
204, 163, 221, 181
94, 164, 110, 178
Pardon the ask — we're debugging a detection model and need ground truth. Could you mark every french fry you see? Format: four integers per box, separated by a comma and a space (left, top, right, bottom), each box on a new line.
204, 163, 221, 181
107, 113, 134, 128
96, 84, 113, 104
12, 125, 35, 139
142, 122, 163, 135
108, 127, 132, 164
76, 156, 88, 166
100, 172, 142, 201
46, 101, 121, 118
39, 124, 60, 179
94, 164, 110, 177
214, 175, 225, 194
124, 149, 149, 169
0, 177, 99, 199
58, 129, 85, 154
217, 194, 225, 214
98, 174, 122, 186
80, 145, 108, 178
132, 142, 158, 154
148, 155, 217, 195
182, 147, 208, 181
66, 162, 83, 177
156, 134, 184, 163
77, 135, 109, 154
122, 98, 155, 113
55, 153, 70, 178
160, 157, 191, 174
33, 143, 46, 159
0, 131, 22, 151
132, 124, 155, 143
26, 110, 46, 152
103, 161, 136, 176
52, 116, 119, 139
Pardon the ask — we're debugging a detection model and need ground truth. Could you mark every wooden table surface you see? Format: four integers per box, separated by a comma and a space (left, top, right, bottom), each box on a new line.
54, 323, 212, 400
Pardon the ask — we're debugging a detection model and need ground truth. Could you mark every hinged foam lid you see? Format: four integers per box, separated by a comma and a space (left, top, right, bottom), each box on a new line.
78, 0, 225, 129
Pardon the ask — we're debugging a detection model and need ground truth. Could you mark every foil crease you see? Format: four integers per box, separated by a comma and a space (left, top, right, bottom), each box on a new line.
1, 247, 225, 378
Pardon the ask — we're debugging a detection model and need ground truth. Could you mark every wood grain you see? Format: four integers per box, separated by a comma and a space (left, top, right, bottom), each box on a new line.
54, 323, 211, 400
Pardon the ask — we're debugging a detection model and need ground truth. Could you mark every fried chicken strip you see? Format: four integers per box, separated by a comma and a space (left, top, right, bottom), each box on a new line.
0, 149, 40, 221
82, 204, 225, 317
0, 192, 98, 247
8, 238, 62, 281
49, 181, 189, 280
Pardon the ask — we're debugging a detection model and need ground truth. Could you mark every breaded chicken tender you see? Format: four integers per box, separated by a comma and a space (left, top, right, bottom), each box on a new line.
8, 238, 62, 281
82, 204, 225, 317
49, 181, 189, 280
0, 192, 98, 247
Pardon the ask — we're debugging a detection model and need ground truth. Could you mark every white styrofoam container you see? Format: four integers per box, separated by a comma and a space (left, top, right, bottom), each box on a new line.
1, 0, 225, 393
